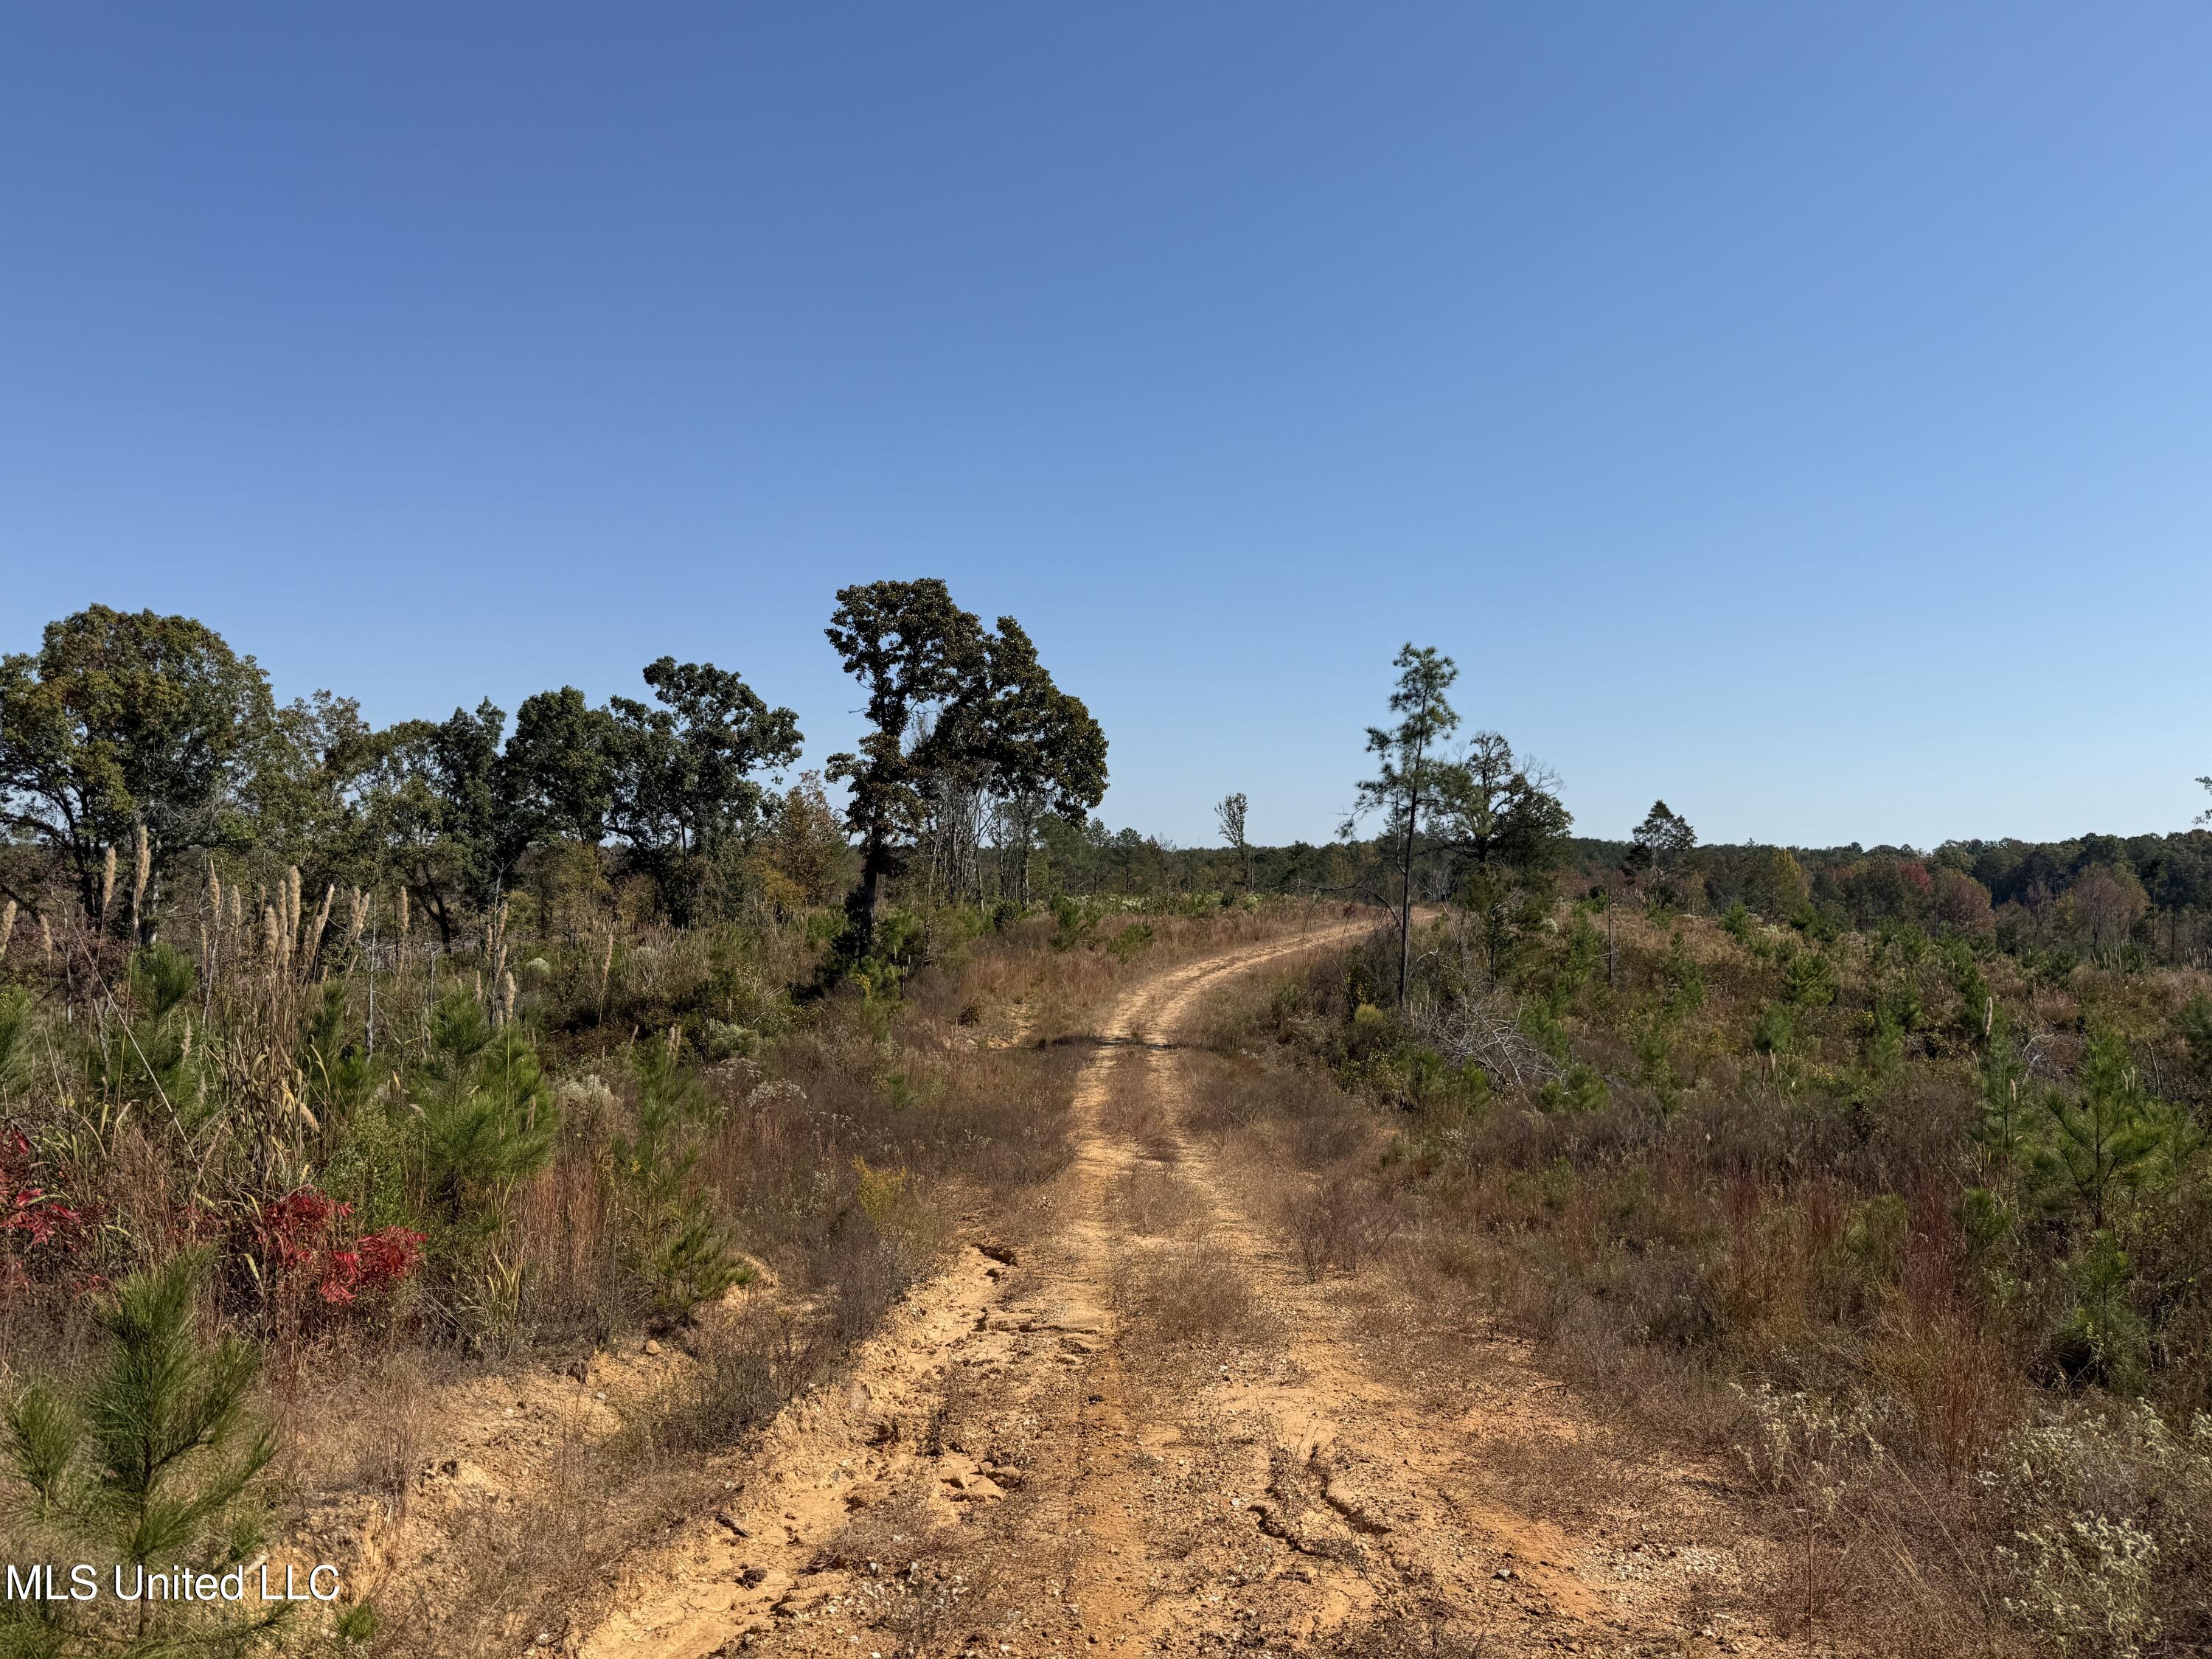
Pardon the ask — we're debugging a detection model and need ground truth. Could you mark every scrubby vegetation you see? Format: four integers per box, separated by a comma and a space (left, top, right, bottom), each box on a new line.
1194, 642, 2212, 1657
8, 599, 2210, 1654
0, 592, 1234, 1652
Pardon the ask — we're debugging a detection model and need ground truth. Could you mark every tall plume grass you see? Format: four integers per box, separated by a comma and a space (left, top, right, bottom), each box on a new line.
128, 822, 150, 939
304, 882, 334, 975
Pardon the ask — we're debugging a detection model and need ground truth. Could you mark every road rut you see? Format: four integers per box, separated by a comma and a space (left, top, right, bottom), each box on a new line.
580, 925, 1799, 1659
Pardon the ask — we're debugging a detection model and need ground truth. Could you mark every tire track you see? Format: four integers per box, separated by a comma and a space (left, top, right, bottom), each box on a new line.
580, 919, 1800, 1659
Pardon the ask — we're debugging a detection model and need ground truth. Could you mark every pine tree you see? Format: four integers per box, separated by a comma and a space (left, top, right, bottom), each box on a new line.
417, 993, 559, 1227
1626, 801, 1697, 891
609, 1037, 745, 1321
1349, 644, 1461, 1006
0, 1255, 285, 1656
86, 946, 201, 1119
1214, 793, 1251, 890
1971, 1010, 2031, 1172
2030, 1025, 2191, 1228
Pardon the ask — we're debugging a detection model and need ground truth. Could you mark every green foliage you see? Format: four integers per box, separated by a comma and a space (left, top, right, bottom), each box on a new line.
1798, 902, 1846, 944
824, 580, 1105, 943
498, 659, 804, 927
1635, 1011, 1680, 1112
332, 1601, 377, 1645
128, 945, 195, 1025
0, 1255, 284, 1655
1049, 893, 1102, 950
1847, 1192, 1910, 1278
417, 994, 559, 1226
1946, 936, 1992, 1039
1361, 1037, 1489, 1118
1351, 645, 1461, 844
1434, 731, 1573, 946
2029, 1026, 2194, 1228
88, 945, 201, 1113
1537, 1061, 1607, 1113
1875, 974, 1925, 1034
1349, 643, 1463, 1004
1557, 908, 1602, 993
299, 982, 375, 1132
838, 909, 928, 1004
2050, 1229, 2147, 1388
1973, 1017, 2032, 1172
365, 699, 515, 928
321, 1092, 412, 1236
1958, 1183, 2015, 1261
608, 1038, 748, 1321
1518, 998, 1568, 1062
1780, 946, 1837, 1007
1659, 933, 1705, 1019
0, 986, 34, 1088
2177, 993, 2212, 1083
1860, 1007, 1904, 1079
699, 929, 792, 1033
1873, 918, 1932, 968
1625, 800, 1697, 892
1103, 922, 1154, 963
0, 607, 276, 922
1739, 847, 1811, 919
1751, 1000, 1796, 1056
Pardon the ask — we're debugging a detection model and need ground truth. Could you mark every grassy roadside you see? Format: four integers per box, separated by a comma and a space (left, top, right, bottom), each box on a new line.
327, 902, 1347, 1655
0, 887, 1332, 1656
1189, 906, 2212, 1659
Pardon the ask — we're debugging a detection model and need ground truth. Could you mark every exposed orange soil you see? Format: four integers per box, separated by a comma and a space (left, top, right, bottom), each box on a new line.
568, 925, 1805, 1659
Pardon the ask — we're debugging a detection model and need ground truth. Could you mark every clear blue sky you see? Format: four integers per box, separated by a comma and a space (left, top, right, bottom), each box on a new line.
4, 5, 2207, 852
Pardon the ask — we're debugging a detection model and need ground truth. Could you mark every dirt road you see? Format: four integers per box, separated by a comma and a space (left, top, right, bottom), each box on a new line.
580, 925, 1798, 1659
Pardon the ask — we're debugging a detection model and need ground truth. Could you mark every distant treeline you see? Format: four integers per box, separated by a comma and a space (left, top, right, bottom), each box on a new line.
1562, 832, 2212, 961
1033, 821, 1367, 901
1049, 822, 2212, 970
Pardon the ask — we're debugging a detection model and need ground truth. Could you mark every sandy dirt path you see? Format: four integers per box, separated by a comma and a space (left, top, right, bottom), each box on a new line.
577, 924, 1801, 1659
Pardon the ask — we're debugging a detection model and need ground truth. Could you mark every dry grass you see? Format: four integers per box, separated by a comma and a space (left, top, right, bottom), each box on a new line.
816, 1476, 998, 1655
1189, 913, 2212, 1658
1099, 1061, 1184, 1163
347, 902, 1334, 1649
1116, 1161, 1206, 1237
646, 1307, 792, 1455
1124, 1238, 1269, 1347
1280, 1172, 1388, 1281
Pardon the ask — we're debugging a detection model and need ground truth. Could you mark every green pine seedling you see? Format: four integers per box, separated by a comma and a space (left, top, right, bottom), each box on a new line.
0, 1253, 287, 1656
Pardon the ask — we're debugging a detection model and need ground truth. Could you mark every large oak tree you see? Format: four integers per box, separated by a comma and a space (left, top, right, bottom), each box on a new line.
0, 607, 276, 924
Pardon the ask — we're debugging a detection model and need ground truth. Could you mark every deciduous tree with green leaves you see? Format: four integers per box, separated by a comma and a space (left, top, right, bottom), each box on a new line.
358, 700, 517, 941
0, 608, 276, 928
1432, 731, 1571, 968
603, 656, 802, 920
975, 619, 1106, 905
822, 580, 987, 950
